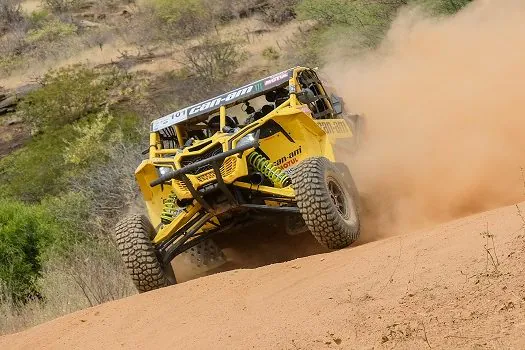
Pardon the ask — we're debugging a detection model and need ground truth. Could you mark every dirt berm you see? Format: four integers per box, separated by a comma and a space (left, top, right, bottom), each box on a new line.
2, 202, 525, 349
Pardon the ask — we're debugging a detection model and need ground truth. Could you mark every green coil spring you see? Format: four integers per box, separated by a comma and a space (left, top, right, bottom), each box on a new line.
248, 151, 291, 188
161, 191, 182, 224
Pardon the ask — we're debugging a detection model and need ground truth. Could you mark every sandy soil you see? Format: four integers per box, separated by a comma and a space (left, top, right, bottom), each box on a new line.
2, 201, 525, 349
19, 0, 41, 14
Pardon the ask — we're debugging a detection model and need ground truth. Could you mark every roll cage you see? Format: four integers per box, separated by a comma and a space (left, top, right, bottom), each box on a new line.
149, 67, 342, 154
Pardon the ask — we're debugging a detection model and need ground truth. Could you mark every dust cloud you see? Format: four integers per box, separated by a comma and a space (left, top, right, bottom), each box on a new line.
325, 0, 525, 238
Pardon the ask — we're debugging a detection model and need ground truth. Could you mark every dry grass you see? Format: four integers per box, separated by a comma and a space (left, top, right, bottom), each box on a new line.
70, 140, 146, 232
0, 0, 23, 31
182, 35, 246, 84
0, 240, 136, 335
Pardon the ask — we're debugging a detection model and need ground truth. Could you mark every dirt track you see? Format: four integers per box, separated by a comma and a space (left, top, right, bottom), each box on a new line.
2, 202, 525, 349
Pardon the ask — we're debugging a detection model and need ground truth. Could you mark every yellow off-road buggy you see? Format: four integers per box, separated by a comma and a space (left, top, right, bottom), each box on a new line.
115, 67, 361, 292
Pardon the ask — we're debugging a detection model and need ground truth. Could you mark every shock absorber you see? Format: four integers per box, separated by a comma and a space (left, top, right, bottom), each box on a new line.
248, 151, 291, 188
161, 191, 183, 224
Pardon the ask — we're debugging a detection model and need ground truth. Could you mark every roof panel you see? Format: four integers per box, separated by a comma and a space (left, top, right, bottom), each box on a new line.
151, 68, 294, 132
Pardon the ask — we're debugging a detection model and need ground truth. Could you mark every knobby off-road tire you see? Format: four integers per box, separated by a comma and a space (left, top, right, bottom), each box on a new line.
291, 157, 360, 249
335, 162, 361, 213
115, 215, 175, 293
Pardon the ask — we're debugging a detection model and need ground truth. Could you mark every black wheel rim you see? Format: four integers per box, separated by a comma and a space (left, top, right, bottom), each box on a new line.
328, 179, 349, 219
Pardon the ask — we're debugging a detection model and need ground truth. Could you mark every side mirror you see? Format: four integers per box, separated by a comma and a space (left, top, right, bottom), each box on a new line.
330, 94, 343, 115
296, 88, 317, 105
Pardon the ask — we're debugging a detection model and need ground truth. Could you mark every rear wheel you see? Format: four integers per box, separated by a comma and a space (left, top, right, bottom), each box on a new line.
115, 215, 175, 293
291, 157, 360, 249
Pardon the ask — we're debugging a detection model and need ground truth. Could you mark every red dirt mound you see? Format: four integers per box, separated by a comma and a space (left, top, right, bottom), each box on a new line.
2, 202, 525, 349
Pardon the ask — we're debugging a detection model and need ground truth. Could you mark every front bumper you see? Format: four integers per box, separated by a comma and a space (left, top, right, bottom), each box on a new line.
150, 139, 259, 210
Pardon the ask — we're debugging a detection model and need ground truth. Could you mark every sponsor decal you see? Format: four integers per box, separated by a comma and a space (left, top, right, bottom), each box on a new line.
274, 146, 302, 169
189, 85, 255, 116
253, 82, 264, 92
316, 120, 350, 134
151, 69, 293, 131
264, 72, 289, 86
151, 109, 188, 131
152, 85, 257, 131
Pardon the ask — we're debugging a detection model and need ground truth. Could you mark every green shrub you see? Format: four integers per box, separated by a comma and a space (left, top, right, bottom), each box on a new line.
292, 0, 472, 63
149, 0, 210, 37
2, 64, 142, 201
64, 107, 122, 167
42, 0, 86, 13
62, 104, 143, 170
298, 0, 368, 26
297, 0, 404, 46
200, 0, 297, 25
262, 46, 280, 61
40, 192, 94, 244
26, 19, 77, 44
152, 0, 205, 23
260, 0, 298, 24
283, 23, 325, 67
0, 106, 142, 202
0, 127, 75, 202
0, 192, 131, 312
18, 66, 138, 131
0, 199, 60, 303
183, 36, 246, 84
155, 37, 247, 103
109, 107, 144, 144
27, 9, 51, 27
19, 67, 105, 129
415, 0, 473, 15
297, 0, 473, 42
0, 53, 17, 73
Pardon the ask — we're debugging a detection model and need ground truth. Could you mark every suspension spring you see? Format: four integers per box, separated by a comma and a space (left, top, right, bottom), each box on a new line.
248, 151, 291, 188
161, 191, 183, 224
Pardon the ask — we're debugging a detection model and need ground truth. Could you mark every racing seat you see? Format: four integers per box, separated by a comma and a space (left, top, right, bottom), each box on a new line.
208, 115, 238, 133
253, 105, 274, 120
265, 87, 289, 106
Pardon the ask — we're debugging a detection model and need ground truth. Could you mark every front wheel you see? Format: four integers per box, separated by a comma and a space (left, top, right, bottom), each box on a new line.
291, 157, 360, 249
115, 215, 176, 293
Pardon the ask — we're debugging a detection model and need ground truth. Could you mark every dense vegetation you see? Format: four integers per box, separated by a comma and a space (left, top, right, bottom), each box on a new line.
0, 65, 143, 315
0, 0, 472, 334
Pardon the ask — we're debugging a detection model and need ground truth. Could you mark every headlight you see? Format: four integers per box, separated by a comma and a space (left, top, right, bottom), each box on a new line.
236, 133, 256, 148
157, 167, 172, 177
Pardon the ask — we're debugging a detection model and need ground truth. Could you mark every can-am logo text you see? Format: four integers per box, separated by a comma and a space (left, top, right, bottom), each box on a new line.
274, 146, 302, 169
